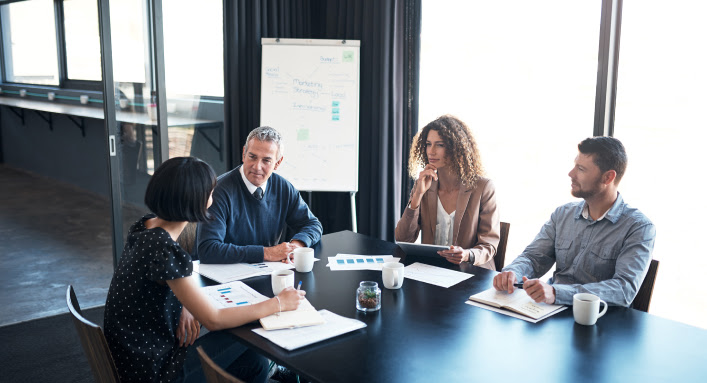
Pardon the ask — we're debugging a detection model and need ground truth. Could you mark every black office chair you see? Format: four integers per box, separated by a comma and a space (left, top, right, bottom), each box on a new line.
197, 346, 244, 383
631, 259, 660, 313
177, 222, 198, 255
66, 285, 121, 383
494, 222, 511, 271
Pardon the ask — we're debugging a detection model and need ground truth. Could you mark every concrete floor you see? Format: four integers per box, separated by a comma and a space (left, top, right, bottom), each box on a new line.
0, 165, 143, 326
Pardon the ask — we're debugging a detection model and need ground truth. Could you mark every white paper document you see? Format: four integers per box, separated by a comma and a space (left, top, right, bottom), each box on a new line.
403, 262, 473, 288
252, 310, 366, 350
197, 260, 317, 283
202, 281, 269, 308
326, 254, 399, 270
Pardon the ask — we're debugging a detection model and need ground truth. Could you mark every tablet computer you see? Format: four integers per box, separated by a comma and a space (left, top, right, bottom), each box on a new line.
395, 241, 449, 257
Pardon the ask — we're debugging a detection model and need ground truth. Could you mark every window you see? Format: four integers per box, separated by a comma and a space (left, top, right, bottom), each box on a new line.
1, 0, 59, 85
163, 0, 223, 97
110, 0, 146, 84
613, 0, 707, 329
419, 0, 602, 266
63, 0, 101, 81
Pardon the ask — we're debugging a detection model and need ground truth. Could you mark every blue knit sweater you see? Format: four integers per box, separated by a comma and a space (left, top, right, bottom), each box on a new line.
196, 165, 323, 264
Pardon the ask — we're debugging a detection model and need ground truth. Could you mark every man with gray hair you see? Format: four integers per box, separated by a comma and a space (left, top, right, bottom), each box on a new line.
196, 126, 323, 264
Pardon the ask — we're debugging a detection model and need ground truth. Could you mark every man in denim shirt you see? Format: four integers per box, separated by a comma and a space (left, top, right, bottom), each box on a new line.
494, 137, 655, 306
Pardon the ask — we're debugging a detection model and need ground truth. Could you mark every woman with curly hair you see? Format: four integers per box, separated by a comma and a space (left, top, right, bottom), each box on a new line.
395, 115, 501, 269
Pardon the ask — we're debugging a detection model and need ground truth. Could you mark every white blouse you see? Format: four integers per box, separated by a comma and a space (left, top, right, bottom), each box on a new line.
434, 196, 455, 246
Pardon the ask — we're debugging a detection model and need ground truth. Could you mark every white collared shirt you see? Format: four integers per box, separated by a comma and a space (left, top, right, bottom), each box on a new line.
434, 196, 455, 246
581, 203, 609, 222
239, 166, 268, 195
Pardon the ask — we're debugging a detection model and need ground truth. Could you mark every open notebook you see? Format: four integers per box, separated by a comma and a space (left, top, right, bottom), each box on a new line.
259, 298, 325, 330
467, 287, 566, 323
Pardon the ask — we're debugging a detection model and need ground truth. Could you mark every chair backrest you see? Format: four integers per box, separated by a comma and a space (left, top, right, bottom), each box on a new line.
196, 346, 244, 383
494, 222, 511, 271
66, 285, 121, 383
177, 222, 198, 255
631, 259, 660, 312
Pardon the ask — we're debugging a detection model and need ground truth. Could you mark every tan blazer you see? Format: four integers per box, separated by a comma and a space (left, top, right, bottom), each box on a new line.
395, 177, 500, 270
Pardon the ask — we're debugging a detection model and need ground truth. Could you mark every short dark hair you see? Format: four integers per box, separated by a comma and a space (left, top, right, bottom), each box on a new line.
578, 136, 627, 184
144, 157, 216, 222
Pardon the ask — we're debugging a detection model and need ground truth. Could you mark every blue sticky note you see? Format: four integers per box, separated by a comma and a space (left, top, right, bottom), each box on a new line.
356, 259, 364, 263
236, 301, 248, 306
332, 108, 340, 113
376, 258, 384, 263
366, 259, 374, 263
337, 259, 345, 265
332, 101, 340, 107
346, 259, 355, 264
332, 115, 340, 121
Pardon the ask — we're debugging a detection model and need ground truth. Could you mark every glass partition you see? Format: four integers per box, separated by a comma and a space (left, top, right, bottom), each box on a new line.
163, 0, 226, 175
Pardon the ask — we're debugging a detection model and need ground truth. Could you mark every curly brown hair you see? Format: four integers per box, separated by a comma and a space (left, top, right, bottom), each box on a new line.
408, 115, 484, 188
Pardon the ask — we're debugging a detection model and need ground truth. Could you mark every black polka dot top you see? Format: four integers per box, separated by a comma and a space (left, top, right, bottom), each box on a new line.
104, 214, 193, 382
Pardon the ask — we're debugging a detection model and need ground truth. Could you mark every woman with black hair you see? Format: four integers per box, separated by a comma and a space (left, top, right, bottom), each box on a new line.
104, 157, 305, 382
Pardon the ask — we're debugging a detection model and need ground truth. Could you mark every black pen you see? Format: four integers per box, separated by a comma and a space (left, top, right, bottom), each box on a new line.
513, 282, 524, 289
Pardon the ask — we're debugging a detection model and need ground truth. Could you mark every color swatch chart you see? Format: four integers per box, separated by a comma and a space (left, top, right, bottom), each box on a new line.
327, 254, 399, 270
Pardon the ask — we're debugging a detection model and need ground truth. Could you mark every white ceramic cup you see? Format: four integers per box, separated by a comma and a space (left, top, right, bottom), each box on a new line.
382, 262, 404, 289
573, 293, 608, 325
271, 269, 294, 295
292, 247, 315, 273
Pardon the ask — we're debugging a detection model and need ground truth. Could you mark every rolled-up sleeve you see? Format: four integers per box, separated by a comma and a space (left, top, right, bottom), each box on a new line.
553, 222, 655, 306
503, 211, 560, 281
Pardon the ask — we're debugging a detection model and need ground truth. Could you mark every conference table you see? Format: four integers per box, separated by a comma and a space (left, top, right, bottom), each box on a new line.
197, 231, 707, 382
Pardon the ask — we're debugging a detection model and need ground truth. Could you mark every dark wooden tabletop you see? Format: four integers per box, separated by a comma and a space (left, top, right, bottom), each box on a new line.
198, 230, 707, 383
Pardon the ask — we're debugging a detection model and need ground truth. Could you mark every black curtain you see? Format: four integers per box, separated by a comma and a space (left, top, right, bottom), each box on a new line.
223, 0, 313, 167
223, 0, 420, 242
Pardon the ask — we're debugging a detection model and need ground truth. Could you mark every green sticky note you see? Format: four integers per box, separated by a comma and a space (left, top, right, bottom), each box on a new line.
343, 51, 354, 62
297, 128, 309, 140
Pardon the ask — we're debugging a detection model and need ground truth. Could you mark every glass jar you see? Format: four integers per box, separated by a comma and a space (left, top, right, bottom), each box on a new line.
356, 281, 381, 312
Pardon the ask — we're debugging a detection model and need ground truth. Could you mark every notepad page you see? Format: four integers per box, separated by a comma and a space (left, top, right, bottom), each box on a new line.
469, 288, 565, 320
470, 288, 528, 307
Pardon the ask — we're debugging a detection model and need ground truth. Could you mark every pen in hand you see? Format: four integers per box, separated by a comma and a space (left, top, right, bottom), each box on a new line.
297, 281, 302, 291
513, 282, 524, 289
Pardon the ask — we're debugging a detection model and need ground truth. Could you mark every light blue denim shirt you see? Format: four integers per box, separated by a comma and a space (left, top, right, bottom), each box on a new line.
503, 193, 656, 306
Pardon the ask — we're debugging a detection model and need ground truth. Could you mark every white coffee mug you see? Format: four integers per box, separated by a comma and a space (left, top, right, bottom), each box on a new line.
271, 270, 294, 295
292, 247, 315, 273
573, 293, 608, 325
382, 262, 404, 289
